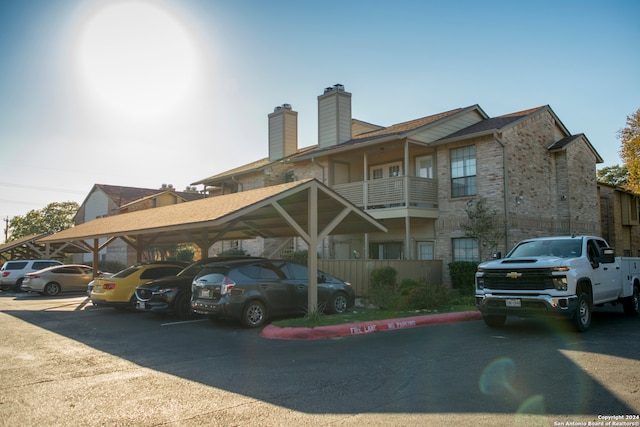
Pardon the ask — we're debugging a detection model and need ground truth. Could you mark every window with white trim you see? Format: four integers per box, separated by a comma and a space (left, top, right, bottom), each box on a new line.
450, 146, 476, 197
417, 242, 434, 260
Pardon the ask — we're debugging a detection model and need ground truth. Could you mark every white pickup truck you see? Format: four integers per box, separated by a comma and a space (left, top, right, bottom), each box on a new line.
475, 235, 640, 332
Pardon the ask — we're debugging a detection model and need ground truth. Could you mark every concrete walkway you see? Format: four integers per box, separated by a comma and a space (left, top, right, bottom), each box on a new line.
261, 310, 482, 340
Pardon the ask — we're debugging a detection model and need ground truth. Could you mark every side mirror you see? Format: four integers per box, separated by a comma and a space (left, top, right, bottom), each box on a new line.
492, 252, 502, 260
598, 247, 616, 264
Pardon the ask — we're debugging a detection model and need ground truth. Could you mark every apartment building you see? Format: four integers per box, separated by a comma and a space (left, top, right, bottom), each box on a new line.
193, 84, 604, 273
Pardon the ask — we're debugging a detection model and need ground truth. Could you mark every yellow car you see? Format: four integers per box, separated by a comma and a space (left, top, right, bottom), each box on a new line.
91, 262, 186, 310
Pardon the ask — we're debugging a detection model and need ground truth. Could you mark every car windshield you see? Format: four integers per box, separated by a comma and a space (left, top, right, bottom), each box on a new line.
508, 239, 582, 258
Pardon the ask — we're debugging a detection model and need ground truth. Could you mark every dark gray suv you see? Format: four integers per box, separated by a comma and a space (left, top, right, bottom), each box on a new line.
191, 258, 355, 327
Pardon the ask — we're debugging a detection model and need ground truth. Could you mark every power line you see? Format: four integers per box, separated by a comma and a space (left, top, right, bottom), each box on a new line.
0, 182, 86, 195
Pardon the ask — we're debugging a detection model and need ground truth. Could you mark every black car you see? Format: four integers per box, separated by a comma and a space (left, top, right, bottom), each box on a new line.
135, 257, 261, 319
191, 258, 355, 327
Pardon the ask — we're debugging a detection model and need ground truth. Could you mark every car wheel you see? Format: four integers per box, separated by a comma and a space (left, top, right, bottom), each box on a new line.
327, 292, 349, 314
175, 292, 193, 319
14, 278, 24, 292
44, 282, 61, 296
482, 314, 506, 328
241, 300, 267, 328
572, 292, 592, 332
623, 285, 639, 316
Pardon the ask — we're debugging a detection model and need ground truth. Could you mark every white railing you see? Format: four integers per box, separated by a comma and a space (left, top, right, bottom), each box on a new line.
333, 176, 438, 210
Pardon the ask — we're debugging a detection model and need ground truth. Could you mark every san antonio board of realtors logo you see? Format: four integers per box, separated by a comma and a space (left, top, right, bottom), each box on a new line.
506, 272, 523, 279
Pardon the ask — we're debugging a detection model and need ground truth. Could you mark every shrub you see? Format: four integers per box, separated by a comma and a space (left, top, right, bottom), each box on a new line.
369, 267, 401, 310
283, 250, 309, 264
448, 261, 479, 296
176, 248, 195, 262
401, 283, 454, 310
219, 248, 247, 257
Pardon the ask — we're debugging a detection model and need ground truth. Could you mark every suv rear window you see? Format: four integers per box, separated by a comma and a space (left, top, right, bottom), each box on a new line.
6, 262, 28, 270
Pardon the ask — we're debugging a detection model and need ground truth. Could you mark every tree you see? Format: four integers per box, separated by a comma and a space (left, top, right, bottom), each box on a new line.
8, 201, 79, 240
461, 197, 504, 261
619, 108, 640, 193
597, 164, 629, 187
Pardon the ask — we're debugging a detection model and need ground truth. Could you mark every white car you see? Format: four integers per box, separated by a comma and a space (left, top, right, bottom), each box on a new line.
0, 260, 63, 292
21, 264, 100, 296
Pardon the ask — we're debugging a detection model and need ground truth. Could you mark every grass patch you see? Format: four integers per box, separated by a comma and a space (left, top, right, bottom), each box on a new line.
271, 304, 476, 328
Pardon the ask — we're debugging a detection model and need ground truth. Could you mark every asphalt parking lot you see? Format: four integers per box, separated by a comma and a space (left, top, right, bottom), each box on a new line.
1, 291, 639, 427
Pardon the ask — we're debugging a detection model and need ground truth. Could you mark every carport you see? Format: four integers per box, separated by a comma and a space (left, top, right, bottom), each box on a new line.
0, 232, 88, 262
37, 179, 387, 311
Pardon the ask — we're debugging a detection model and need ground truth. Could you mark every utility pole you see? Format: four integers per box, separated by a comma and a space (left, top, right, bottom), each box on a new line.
3, 217, 8, 243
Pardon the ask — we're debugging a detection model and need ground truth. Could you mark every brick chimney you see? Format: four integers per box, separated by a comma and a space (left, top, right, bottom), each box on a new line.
268, 103, 298, 161
318, 84, 352, 149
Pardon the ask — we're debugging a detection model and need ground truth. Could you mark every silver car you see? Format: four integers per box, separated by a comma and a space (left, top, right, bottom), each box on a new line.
21, 264, 98, 296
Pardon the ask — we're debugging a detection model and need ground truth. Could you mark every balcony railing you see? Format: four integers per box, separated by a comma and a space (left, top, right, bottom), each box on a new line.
333, 176, 438, 210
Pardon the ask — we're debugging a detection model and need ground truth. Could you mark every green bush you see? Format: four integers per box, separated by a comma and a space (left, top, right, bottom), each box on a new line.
448, 261, 479, 296
176, 248, 195, 262
369, 267, 401, 310
219, 248, 247, 257
283, 250, 309, 264
368, 268, 466, 311
400, 282, 454, 310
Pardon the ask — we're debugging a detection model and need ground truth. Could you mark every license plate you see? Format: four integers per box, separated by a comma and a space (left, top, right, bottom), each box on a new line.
94, 285, 101, 291
136, 301, 146, 310
199, 288, 211, 298
505, 299, 521, 307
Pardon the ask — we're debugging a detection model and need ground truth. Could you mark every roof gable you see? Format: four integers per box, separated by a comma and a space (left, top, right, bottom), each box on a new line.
549, 133, 604, 163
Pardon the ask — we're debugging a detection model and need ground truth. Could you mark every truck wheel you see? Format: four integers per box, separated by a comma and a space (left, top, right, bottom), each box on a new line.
622, 285, 639, 316
572, 292, 592, 332
483, 314, 506, 328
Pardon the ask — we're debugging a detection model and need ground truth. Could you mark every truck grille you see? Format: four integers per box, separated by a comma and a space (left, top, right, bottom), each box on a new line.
482, 268, 555, 291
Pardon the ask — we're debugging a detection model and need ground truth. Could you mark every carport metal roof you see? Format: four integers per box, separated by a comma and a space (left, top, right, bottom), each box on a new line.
38, 179, 387, 311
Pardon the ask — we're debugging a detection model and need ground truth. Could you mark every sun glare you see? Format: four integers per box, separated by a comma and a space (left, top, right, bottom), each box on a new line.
76, 1, 199, 120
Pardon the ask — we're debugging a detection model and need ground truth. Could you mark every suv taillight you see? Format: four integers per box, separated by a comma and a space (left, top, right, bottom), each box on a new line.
221, 276, 235, 295
2, 272, 9, 277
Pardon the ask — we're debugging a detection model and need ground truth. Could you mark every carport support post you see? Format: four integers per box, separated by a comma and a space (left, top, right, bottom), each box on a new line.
307, 185, 319, 313
92, 239, 99, 278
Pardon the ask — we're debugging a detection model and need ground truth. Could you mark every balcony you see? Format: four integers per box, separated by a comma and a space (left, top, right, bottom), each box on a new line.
333, 176, 438, 216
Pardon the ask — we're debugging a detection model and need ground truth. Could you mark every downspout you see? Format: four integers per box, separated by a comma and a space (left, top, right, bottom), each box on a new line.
494, 132, 510, 251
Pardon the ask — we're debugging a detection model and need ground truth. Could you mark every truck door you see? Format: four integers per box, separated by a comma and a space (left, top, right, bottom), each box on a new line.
587, 239, 619, 302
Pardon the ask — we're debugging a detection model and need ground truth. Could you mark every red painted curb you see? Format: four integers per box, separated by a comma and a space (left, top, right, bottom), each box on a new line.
261, 310, 483, 340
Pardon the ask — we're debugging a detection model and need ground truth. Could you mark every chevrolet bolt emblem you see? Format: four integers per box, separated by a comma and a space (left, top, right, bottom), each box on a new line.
506, 272, 522, 279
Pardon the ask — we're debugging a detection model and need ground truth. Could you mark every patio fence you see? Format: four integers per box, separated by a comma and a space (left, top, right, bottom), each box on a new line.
317, 259, 442, 298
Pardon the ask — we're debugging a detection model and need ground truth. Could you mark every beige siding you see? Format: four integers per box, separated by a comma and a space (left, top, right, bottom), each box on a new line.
411, 110, 485, 144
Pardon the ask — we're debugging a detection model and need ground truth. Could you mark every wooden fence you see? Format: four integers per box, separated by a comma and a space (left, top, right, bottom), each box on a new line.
317, 259, 442, 297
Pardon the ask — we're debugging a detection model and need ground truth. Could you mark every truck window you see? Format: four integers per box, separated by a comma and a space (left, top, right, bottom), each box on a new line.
587, 240, 599, 263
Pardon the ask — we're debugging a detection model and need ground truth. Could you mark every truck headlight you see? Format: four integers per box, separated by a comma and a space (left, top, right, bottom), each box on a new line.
476, 272, 485, 290
552, 276, 568, 291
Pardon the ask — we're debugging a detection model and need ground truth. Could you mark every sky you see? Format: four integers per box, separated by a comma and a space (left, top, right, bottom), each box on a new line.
0, 0, 639, 226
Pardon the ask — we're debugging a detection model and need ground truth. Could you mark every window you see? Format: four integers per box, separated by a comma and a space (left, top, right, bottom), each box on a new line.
417, 242, 434, 260
450, 146, 476, 197
452, 238, 478, 262
416, 155, 434, 179
369, 242, 403, 259
370, 161, 403, 180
